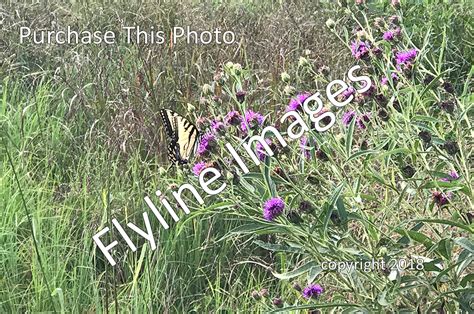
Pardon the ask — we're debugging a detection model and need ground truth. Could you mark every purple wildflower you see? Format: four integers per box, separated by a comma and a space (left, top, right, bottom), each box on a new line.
197, 133, 216, 156
300, 136, 311, 159
383, 30, 395, 41
240, 110, 264, 133
372, 46, 383, 56
351, 40, 370, 60
210, 119, 225, 133
383, 28, 401, 41
262, 197, 285, 221
342, 110, 356, 126
236, 90, 246, 103
192, 161, 207, 176
287, 92, 311, 112
440, 170, 460, 182
256, 139, 273, 161
356, 113, 371, 129
395, 49, 418, 66
224, 110, 242, 126
302, 284, 323, 299
342, 86, 356, 100
362, 84, 376, 97
381, 73, 399, 85
432, 191, 451, 207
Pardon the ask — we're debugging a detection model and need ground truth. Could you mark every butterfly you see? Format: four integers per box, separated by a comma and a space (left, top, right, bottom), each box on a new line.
160, 109, 199, 165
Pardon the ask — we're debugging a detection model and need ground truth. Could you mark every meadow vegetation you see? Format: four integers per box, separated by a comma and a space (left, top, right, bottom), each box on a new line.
1, 0, 473, 312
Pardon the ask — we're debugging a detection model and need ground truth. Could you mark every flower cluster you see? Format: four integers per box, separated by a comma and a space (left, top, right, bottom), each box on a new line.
262, 197, 285, 221
287, 92, 311, 112
342, 110, 372, 129
302, 284, 323, 299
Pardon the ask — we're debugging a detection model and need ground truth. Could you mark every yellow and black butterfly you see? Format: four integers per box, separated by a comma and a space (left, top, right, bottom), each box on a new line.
160, 109, 199, 165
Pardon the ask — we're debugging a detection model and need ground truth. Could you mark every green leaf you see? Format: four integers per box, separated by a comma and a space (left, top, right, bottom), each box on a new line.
307, 266, 322, 284
345, 116, 356, 158
263, 157, 277, 197
413, 219, 473, 233
322, 183, 344, 237
239, 176, 256, 193
460, 274, 474, 287
437, 239, 452, 260
272, 261, 317, 280
395, 228, 434, 249
454, 237, 474, 254
345, 150, 376, 163
336, 196, 348, 228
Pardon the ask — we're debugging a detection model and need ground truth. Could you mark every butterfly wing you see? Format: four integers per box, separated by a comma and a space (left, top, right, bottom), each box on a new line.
160, 109, 199, 164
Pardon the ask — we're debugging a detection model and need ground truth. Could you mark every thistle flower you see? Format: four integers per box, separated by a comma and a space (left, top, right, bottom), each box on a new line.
259, 288, 269, 297
240, 110, 264, 133
443, 140, 459, 156
272, 297, 283, 308
251, 290, 261, 300
210, 119, 225, 134
388, 15, 400, 25
418, 131, 431, 143
440, 170, 460, 182
318, 65, 330, 76
263, 197, 285, 221
196, 117, 209, 132
302, 284, 323, 299
224, 110, 242, 126
423, 74, 435, 85
300, 136, 311, 159
432, 191, 451, 207
341, 86, 356, 100
378, 108, 390, 121
391, 0, 401, 8
256, 139, 274, 161
236, 90, 246, 103
316, 149, 329, 161
381, 73, 399, 85
442, 81, 455, 94
197, 133, 216, 156
392, 100, 402, 112
383, 30, 395, 41
374, 17, 384, 28
342, 110, 356, 126
292, 282, 302, 292
356, 113, 371, 129
395, 49, 417, 66
440, 100, 455, 114
402, 165, 415, 178
351, 40, 371, 60
192, 161, 208, 176
287, 92, 311, 112
298, 200, 313, 213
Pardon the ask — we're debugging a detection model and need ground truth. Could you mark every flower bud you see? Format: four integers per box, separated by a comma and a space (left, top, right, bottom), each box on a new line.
202, 83, 213, 95
283, 85, 296, 95
280, 71, 291, 83
325, 18, 336, 29
187, 103, 195, 112
272, 297, 283, 308
298, 56, 310, 67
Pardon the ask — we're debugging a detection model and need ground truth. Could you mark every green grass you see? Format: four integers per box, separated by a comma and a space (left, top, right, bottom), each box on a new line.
1, 0, 473, 313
